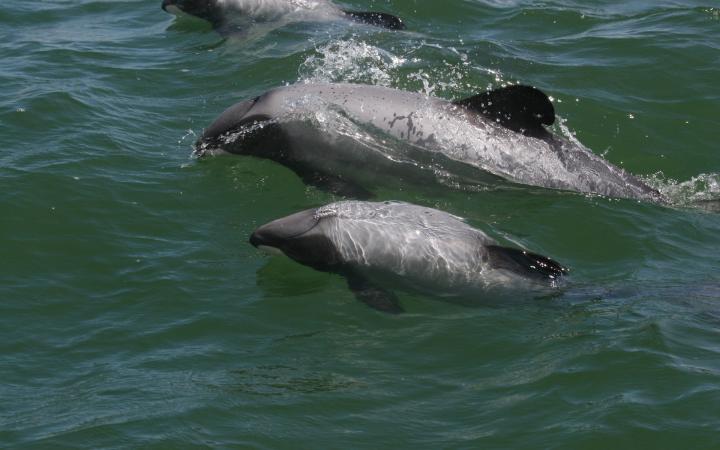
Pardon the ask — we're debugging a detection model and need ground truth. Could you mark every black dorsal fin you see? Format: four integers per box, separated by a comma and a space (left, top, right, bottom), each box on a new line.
453, 85, 555, 138
487, 245, 568, 280
342, 10, 405, 30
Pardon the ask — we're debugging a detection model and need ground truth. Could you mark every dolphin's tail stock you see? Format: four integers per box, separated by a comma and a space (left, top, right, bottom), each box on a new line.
342, 10, 405, 30
486, 245, 568, 281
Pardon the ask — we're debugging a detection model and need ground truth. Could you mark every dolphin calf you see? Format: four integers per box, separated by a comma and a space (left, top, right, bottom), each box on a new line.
161, 0, 405, 34
196, 82, 666, 203
250, 201, 568, 313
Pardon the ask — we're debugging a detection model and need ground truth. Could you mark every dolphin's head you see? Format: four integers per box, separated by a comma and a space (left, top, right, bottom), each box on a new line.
250, 208, 342, 271
162, 0, 222, 23
195, 96, 284, 158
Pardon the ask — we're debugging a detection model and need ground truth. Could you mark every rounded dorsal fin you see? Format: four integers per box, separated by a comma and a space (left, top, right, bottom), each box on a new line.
486, 245, 568, 280
453, 85, 555, 138
342, 10, 406, 30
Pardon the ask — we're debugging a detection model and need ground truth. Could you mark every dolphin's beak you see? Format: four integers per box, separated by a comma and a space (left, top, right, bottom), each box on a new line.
249, 231, 269, 249
161, 0, 174, 12
250, 209, 320, 249
198, 98, 259, 147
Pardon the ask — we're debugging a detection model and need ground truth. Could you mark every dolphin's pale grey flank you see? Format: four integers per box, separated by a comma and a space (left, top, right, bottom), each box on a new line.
250, 200, 568, 313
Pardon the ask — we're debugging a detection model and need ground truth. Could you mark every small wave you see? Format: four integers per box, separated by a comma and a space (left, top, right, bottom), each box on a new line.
643, 172, 720, 210
226, 364, 362, 395
705, 7, 720, 20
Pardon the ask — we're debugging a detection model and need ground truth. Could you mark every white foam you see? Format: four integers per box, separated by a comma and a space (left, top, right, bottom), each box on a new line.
299, 39, 406, 86
643, 172, 720, 208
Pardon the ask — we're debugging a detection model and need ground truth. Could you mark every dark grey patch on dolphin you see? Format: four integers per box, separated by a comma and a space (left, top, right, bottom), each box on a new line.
341, 10, 404, 30
250, 201, 568, 313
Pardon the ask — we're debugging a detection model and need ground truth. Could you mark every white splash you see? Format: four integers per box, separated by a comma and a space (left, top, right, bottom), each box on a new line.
299, 39, 406, 86
643, 172, 720, 208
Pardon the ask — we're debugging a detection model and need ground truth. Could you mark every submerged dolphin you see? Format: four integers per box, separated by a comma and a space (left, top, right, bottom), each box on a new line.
250, 200, 568, 313
161, 0, 405, 33
196, 82, 667, 203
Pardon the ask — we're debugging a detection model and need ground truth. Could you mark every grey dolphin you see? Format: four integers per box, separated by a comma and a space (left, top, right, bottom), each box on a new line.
161, 0, 405, 33
250, 200, 568, 313
197, 82, 666, 203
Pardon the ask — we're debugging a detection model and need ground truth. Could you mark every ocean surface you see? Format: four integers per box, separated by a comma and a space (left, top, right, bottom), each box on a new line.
2, 0, 720, 448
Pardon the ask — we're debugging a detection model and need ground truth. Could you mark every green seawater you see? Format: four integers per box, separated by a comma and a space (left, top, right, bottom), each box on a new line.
2, 1, 720, 448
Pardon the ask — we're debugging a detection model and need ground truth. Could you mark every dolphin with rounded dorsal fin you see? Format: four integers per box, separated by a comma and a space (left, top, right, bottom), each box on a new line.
250, 200, 568, 313
196, 82, 667, 203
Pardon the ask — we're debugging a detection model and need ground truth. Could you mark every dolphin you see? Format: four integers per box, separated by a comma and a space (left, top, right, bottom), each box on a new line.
196, 82, 667, 203
161, 0, 405, 34
250, 200, 568, 313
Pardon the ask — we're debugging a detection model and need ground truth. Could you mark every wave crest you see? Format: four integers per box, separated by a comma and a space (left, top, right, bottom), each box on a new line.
643, 172, 720, 210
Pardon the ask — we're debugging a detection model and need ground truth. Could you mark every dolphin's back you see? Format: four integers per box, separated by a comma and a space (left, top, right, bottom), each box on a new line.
253, 83, 442, 129
314, 201, 565, 290
318, 201, 488, 284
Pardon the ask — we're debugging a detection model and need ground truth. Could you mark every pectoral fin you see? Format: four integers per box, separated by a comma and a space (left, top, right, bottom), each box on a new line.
346, 273, 403, 314
343, 10, 405, 30
298, 169, 375, 200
